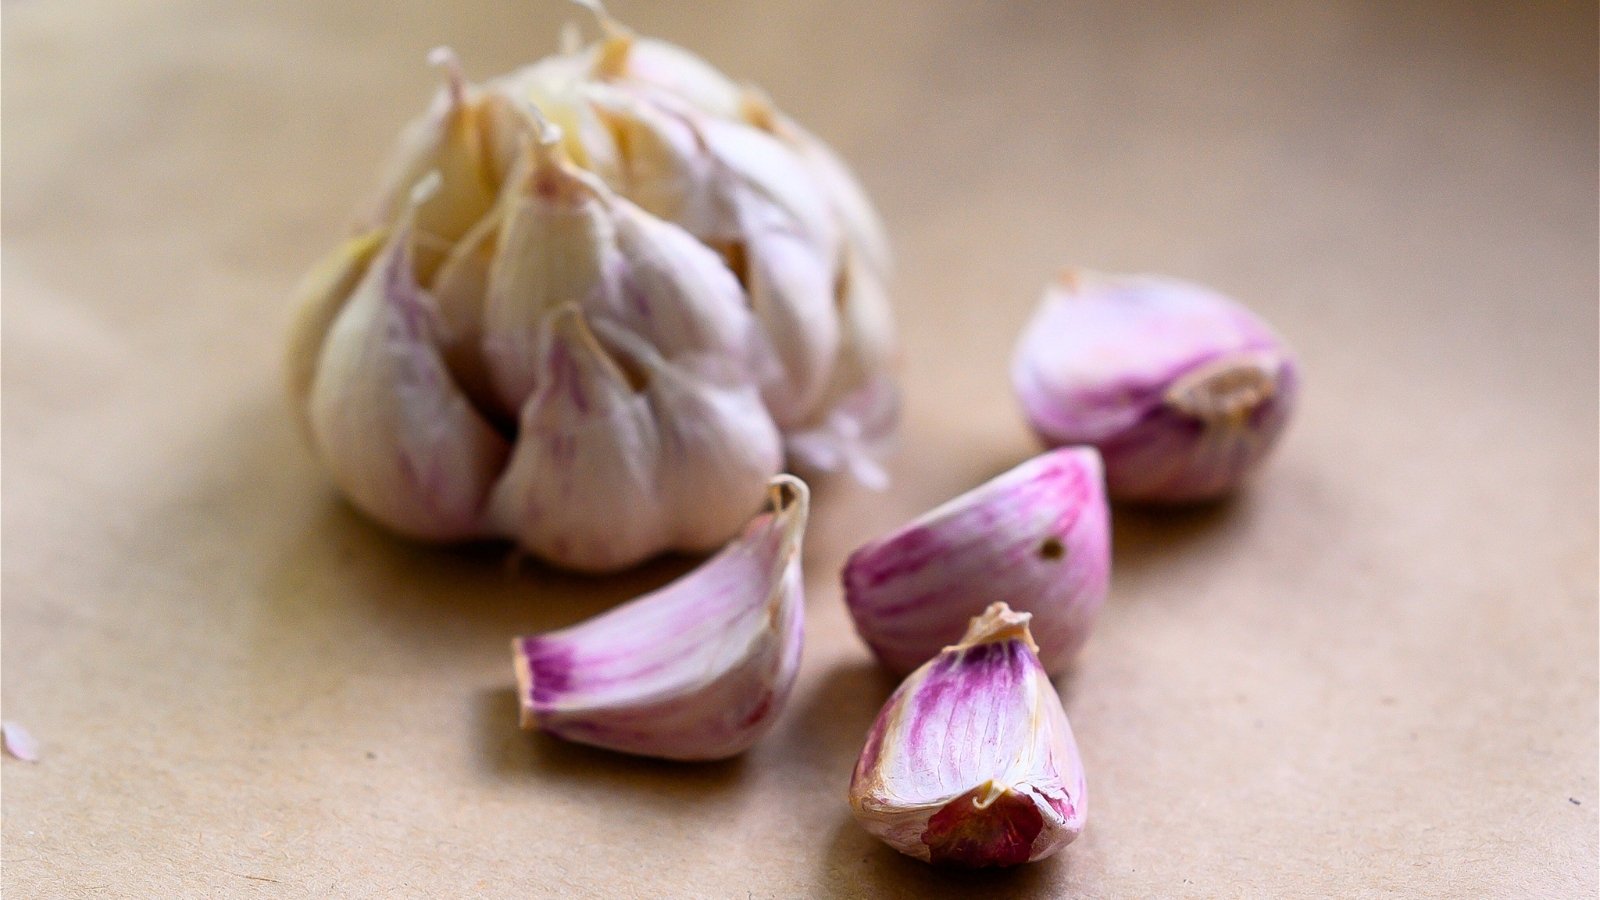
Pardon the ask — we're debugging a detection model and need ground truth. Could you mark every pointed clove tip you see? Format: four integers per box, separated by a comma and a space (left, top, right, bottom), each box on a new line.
954, 602, 1039, 652
571, 0, 634, 76
739, 86, 780, 131
765, 473, 812, 539
1055, 267, 1087, 294
426, 46, 468, 105
426, 45, 457, 68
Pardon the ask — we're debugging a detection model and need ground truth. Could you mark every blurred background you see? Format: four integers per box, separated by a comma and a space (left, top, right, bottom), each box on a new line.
4, 1, 1595, 896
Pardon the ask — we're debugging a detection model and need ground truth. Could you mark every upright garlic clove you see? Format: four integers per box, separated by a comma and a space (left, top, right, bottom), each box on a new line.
585, 83, 846, 428
488, 306, 780, 572
368, 49, 505, 278
486, 305, 669, 573
480, 129, 621, 413
481, 117, 762, 416
849, 603, 1086, 867
1012, 270, 1300, 503
284, 228, 387, 438
741, 92, 892, 279
784, 246, 900, 486
587, 320, 782, 552
306, 188, 510, 541
843, 447, 1109, 675
513, 475, 809, 760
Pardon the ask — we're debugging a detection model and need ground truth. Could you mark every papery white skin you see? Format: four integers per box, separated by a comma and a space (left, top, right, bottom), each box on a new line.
849, 604, 1086, 866
843, 447, 1109, 675
288, 15, 897, 569
513, 476, 809, 760
1012, 270, 1299, 503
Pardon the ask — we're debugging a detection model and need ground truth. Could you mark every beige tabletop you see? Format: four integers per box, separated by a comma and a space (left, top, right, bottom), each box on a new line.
4, 1, 1596, 896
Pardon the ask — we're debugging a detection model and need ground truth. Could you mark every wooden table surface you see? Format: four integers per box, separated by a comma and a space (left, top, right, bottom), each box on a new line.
5, 1, 1596, 896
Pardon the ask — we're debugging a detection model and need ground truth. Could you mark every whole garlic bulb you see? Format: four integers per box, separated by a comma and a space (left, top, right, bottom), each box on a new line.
1012, 270, 1299, 503
286, 11, 896, 569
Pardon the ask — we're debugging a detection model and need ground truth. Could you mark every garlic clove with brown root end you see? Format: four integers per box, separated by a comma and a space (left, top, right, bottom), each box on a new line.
843, 447, 1109, 676
513, 475, 809, 760
849, 603, 1087, 867
1012, 270, 1300, 503
304, 179, 509, 541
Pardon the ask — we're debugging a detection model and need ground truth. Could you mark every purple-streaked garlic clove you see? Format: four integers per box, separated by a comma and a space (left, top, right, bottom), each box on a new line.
843, 447, 1109, 675
512, 475, 808, 760
849, 603, 1086, 867
1012, 270, 1299, 503
304, 179, 509, 542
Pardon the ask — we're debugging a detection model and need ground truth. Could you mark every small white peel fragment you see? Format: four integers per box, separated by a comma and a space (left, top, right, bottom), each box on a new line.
3, 721, 39, 762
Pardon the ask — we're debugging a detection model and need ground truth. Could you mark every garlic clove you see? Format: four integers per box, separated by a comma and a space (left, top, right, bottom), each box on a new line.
742, 92, 893, 279
306, 197, 510, 541
617, 38, 744, 118
513, 475, 809, 760
606, 194, 762, 368
843, 447, 1109, 675
784, 245, 900, 485
429, 210, 503, 421
588, 319, 782, 552
583, 82, 726, 237
1012, 270, 1299, 503
849, 603, 1086, 866
582, 85, 846, 426
481, 132, 621, 413
368, 48, 501, 279
486, 305, 669, 573
284, 228, 387, 439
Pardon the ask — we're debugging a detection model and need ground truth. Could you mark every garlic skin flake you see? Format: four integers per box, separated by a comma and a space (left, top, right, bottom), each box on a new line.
843, 447, 1109, 676
849, 603, 1086, 867
288, 15, 898, 569
1012, 271, 1299, 503
512, 476, 808, 761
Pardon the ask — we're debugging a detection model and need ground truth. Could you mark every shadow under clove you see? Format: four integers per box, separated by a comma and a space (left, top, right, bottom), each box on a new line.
473, 687, 748, 808
816, 814, 1066, 900
1108, 492, 1252, 579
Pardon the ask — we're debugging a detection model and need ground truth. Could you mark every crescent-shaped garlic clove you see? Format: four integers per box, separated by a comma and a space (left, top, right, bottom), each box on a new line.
481, 134, 621, 413
367, 48, 501, 279
513, 475, 809, 760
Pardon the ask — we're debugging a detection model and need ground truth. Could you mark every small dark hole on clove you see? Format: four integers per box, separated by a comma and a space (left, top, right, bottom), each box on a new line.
1038, 537, 1066, 561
